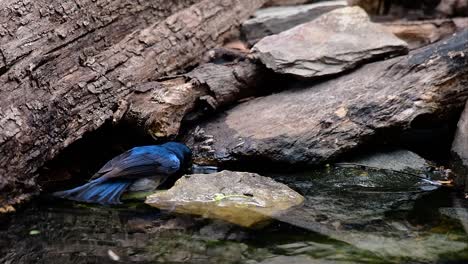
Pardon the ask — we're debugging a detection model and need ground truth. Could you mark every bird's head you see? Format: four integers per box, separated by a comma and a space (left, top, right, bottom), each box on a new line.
161, 142, 192, 169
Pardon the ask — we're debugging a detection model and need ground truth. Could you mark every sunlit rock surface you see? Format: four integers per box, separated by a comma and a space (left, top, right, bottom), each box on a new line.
252, 6, 408, 78
145, 170, 304, 227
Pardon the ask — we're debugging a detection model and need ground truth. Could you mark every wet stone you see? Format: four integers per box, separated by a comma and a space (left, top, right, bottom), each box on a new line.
338, 149, 431, 174
145, 170, 304, 227
270, 165, 468, 261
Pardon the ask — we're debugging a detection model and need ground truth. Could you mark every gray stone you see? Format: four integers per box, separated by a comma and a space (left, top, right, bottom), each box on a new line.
339, 149, 430, 173
252, 6, 408, 78
185, 31, 468, 167
242, 1, 347, 45
145, 170, 304, 227
267, 166, 465, 261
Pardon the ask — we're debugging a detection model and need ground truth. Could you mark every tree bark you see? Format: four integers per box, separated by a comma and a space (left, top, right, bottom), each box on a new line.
0, 0, 267, 209
184, 30, 468, 167
125, 57, 267, 140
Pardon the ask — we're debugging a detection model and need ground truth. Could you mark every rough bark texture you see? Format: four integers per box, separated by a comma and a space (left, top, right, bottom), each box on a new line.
0, 0, 267, 209
185, 30, 468, 167
125, 58, 267, 139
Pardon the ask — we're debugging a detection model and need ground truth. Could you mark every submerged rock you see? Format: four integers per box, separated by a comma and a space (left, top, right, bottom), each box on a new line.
252, 6, 408, 78
145, 171, 304, 227
339, 149, 430, 174
268, 166, 467, 261
242, 1, 347, 45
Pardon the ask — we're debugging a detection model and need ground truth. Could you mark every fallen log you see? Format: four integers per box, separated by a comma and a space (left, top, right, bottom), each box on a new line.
125, 58, 267, 139
0, 0, 267, 209
184, 30, 468, 167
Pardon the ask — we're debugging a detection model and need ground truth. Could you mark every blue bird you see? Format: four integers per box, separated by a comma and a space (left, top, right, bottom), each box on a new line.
53, 142, 191, 205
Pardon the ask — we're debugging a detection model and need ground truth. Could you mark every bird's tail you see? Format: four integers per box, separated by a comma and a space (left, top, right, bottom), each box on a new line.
53, 178, 132, 205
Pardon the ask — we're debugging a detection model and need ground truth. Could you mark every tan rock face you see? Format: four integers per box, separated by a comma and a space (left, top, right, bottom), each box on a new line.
145, 170, 304, 227
252, 6, 408, 78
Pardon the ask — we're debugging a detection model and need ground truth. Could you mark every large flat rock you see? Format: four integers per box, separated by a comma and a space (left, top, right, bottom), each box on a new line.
242, 1, 347, 45
185, 30, 468, 166
145, 170, 304, 227
252, 6, 408, 78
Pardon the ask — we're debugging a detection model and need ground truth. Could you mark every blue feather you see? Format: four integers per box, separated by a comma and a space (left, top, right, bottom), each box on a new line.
53, 179, 131, 205
53, 142, 191, 205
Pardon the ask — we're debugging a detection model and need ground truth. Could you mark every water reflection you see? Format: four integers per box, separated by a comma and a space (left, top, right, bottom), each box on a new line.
1, 166, 467, 263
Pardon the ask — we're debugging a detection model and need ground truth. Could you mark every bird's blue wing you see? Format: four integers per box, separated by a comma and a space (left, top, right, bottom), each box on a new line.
96, 146, 181, 180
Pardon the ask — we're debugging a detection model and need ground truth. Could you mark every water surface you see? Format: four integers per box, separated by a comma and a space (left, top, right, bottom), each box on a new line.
1, 167, 467, 264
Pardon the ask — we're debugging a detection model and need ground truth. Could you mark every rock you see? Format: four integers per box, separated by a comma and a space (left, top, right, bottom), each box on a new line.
347, 0, 382, 14
267, 166, 467, 261
339, 149, 430, 173
437, 0, 468, 16
145, 171, 304, 227
451, 101, 468, 192
382, 19, 463, 50
280, 167, 428, 226
242, 1, 347, 45
252, 6, 408, 78
348, 0, 442, 16
185, 31, 468, 167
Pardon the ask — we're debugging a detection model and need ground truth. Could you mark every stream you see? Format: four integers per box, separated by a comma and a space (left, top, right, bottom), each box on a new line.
1, 166, 467, 264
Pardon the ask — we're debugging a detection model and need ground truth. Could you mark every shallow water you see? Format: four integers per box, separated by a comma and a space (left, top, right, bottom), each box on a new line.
1, 167, 467, 264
